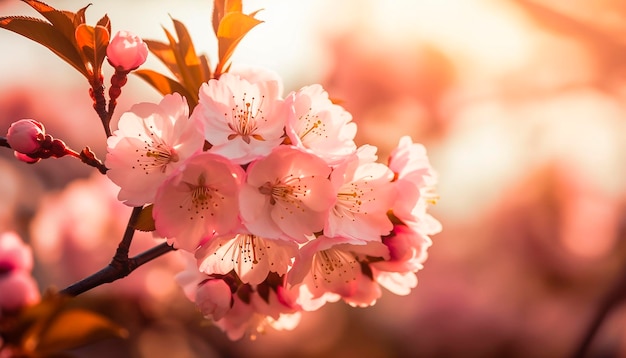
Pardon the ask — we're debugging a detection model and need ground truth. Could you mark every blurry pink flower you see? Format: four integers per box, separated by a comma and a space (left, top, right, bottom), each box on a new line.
285, 84, 356, 164
196, 233, 298, 285
0, 232, 40, 315
153, 152, 244, 252
288, 236, 388, 310
191, 71, 286, 164
388, 136, 441, 235
371, 225, 431, 295
0, 232, 33, 272
326, 145, 396, 241
106, 30, 148, 71
239, 146, 335, 242
195, 278, 233, 321
0, 271, 40, 314
106, 93, 204, 206
6, 119, 45, 155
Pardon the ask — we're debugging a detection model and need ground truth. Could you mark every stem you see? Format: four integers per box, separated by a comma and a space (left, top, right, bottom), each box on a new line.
572, 264, 626, 358
112, 206, 143, 264
59, 242, 176, 297
0, 136, 9, 149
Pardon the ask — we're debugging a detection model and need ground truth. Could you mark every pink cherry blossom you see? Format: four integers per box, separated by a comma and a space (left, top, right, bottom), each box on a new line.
287, 235, 388, 310
106, 30, 148, 71
0, 272, 40, 315
285, 84, 357, 164
191, 70, 287, 164
195, 278, 233, 321
106, 93, 204, 206
0, 232, 40, 315
388, 136, 441, 236
196, 232, 298, 285
153, 152, 244, 252
6, 119, 45, 155
371, 225, 431, 295
0, 232, 33, 272
325, 145, 396, 241
239, 145, 335, 242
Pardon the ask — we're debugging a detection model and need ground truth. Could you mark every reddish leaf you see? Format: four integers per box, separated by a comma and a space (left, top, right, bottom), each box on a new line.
0, 16, 86, 76
96, 14, 111, 35
75, 24, 110, 77
212, 0, 243, 35
215, 12, 262, 77
134, 69, 197, 110
144, 39, 182, 80
28, 309, 127, 355
22, 0, 75, 41
133, 204, 156, 232
162, 26, 200, 104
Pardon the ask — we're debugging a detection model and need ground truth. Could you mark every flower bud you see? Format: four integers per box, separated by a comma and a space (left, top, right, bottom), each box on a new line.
195, 279, 232, 321
6, 119, 45, 155
107, 31, 149, 71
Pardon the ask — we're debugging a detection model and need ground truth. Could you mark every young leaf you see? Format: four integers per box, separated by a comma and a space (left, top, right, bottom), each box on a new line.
144, 39, 182, 80
134, 69, 197, 110
22, 0, 76, 40
214, 12, 262, 77
75, 24, 110, 77
29, 309, 128, 355
0, 16, 87, 76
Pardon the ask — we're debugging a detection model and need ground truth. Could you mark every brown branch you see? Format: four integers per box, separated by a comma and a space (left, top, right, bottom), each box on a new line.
59, 242, 176, 297
571, 264, 626, 358
0, 136, 9, 149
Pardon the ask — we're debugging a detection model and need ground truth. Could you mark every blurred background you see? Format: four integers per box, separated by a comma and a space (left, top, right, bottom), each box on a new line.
2, 0, 626, 357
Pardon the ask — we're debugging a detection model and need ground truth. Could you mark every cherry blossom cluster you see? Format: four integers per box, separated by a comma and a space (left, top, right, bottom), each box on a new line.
105, 66, 440, 339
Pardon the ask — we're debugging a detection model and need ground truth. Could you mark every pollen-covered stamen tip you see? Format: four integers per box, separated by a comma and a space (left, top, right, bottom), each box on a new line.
227, 93, 266, 143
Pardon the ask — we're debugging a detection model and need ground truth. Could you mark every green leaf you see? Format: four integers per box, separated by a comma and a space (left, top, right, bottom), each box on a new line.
0, 16, 87, 76
215, 12, 262, 77
134, 69, 197, 109
133, 204, 156, 232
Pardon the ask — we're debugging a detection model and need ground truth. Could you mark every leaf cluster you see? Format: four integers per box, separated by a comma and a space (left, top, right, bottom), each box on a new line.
0, 0, 111, 85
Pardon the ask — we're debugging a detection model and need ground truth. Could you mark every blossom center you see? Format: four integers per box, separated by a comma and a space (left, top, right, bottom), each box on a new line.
298, 109, 326, 141
312, 248, 359, 287
258, 176, 308, 207
226, 93, 266, 144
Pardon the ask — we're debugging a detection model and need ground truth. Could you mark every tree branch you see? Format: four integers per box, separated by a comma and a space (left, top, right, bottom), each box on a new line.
571, 264, 626, 358
58, 207, 177, 297
0, 136, 9, 149
59, 242, 176, 297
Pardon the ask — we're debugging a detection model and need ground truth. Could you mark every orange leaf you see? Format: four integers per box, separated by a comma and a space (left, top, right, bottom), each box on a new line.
22, 0, 75, 41
134, 69, 197, 110
30, 309, 127, 355
215, 12, 262, 77
133, 204, 156, 232
0, 16, 86, 76
74, 24, 110, 78
145, 39, 182, 80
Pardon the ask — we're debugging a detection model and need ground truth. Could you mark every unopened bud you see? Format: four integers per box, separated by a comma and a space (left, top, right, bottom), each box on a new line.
6, 119, 45, 155
107, 31, 149, 72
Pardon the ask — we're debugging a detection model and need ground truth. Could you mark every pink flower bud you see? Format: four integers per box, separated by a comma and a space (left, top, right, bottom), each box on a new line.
0, 232, 33, 273
107, 31, 148, 71
13, 152, 40, 164
6, 119, 45, 154
195, 279, 232, 321
0, 271, 40, 314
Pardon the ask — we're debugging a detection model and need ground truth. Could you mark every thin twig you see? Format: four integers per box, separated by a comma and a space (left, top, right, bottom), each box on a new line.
572, 264, 626, 358
0, 136, 9, 149
59, 242, 175, 297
